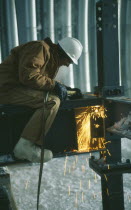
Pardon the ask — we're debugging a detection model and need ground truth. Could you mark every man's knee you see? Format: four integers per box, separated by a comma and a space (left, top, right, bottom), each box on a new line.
48, 94, 60, 110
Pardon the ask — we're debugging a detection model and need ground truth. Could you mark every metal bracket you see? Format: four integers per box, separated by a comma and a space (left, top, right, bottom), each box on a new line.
94, 86, 124, 97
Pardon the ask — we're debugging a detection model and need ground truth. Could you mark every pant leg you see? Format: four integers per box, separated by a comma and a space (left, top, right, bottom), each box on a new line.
21, 94, 60, 145
1, 86, 60, 145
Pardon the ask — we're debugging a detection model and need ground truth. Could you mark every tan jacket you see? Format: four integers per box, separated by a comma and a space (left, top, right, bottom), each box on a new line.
0, 38, 59, 97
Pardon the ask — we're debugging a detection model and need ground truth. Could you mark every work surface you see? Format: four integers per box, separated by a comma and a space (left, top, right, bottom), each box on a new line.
7, 139, 131, 210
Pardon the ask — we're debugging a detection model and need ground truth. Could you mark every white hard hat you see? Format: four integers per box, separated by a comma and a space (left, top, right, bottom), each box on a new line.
58, 37, 83, 65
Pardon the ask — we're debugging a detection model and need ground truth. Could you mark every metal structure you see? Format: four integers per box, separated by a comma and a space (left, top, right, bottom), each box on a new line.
0, 167, 17, 210
89, 1, 131, 210
0, 0, 131, 209
0, 0, 98, 92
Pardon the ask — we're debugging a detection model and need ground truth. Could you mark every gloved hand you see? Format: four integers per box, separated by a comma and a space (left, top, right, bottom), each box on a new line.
66, 86, 83, 99
54, 81, 67, 101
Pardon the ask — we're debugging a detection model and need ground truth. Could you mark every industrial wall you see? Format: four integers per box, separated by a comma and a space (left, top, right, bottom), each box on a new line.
0, 0, 131, 97
0, 0, 97, 92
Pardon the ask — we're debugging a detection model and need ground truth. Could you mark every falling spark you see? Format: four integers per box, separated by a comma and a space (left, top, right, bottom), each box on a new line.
94, 173, 97, 183
104, 174, 108, 182
128, 195, 131, 203
80, 180, 82, 190
68, 186, 71, 196
82, 192, 84, 202
75, 192, 78, 208
75, 106, 107, 152
86, 158, 88, 164
75, 155, 78, 164
64, 155, 68, 176
93, 192, 96, 199
108, 164, 110, 170
88, 180, 91, 189
94, 124, 100, 128
107, 188, 109, 196
72, 161, 76, 170
25, 180, 30, 190
104, 141, 111, 145
81, 165, 85, 173
107, 149, 112, 156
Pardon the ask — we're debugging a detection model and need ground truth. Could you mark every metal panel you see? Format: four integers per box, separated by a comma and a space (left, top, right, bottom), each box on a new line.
96, 0, 120, 93
25, 0, 37, 41
42, 0, 55, 42
5, 0, 19, 50
78, 0, 91, 92
0, 1, 10, 59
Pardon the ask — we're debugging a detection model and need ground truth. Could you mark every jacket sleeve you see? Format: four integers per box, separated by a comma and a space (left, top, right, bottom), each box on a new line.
18, 42, 55, 90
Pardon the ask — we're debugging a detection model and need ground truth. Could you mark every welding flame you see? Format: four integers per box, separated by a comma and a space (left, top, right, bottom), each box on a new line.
75, 106, 107, 152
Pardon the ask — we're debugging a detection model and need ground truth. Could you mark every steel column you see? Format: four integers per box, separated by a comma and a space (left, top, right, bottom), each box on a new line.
0, 1, 10, 59
25, 0, 37, 41
5, 0, 19, 50
90, 1, 125, 209
78, 0, 90, 92
42, 0, 55, 42
95, 0, 123, 96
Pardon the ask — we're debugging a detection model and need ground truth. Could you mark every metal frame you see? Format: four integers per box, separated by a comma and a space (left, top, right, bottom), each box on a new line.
89, 1, 131, 209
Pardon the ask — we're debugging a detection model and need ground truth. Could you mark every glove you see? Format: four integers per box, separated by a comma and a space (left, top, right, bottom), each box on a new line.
54, 82, 67, 101
66, 86, 83, 99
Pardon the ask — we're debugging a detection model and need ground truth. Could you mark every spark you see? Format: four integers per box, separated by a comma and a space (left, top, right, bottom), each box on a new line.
86, 158, 88, 164
94, 173, 97, 183
72, 161, 76, 170
107, 188, 109, 196
25, 179, 30, 190
104, 141, 111, 145
75, 192, 78, 208
107, 164, 110, 170
81, 165, 85, 173
94, 124, 100, 128
128, 195, 131, 203
68, 186, 71, 196
75, 155, 78, 164
88, 180, 91, 189
104, 174, 108, 182
75, 106, 107, 152
64, 155, 68, 176
107, 149, 112, 156
80, 180, 82, 190
82, 192, 84, 202
93, 192, 96, 199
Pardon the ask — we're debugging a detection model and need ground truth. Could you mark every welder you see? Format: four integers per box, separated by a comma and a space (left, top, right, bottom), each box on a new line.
0, 37, 83, 163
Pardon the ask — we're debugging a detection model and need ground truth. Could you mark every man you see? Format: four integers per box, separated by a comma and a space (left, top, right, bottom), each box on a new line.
0, 37, 83, 163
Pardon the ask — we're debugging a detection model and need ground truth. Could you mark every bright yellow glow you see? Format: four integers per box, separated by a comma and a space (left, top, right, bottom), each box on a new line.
74, 106, 107, 152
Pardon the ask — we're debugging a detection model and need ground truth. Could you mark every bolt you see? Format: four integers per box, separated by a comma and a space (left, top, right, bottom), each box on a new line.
126, 159, 130, 164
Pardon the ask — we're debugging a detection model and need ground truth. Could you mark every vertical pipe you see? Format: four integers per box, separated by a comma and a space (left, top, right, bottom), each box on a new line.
15, 0, 27, 44
88, 0, 98, 92
0, 30, 2, 62
0, 39, 2, 63
49, 0, 55, 42
119, 0, 130, 97
42, 0, 55, 42
5, 0, 19, 51
78, 0, 90, 92
36, 0, 42, 40
118, 0, 122, 86
61, 0, 74, 87
125, 0, 131, 97
25, 0, 37, 41
0, 1, 8, 59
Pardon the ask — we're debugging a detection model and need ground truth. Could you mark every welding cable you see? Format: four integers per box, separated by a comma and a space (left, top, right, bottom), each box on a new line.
36, 91, 49, 210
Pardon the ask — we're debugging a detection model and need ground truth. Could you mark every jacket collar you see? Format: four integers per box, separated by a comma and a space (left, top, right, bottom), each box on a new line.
44, 37, 60, 67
